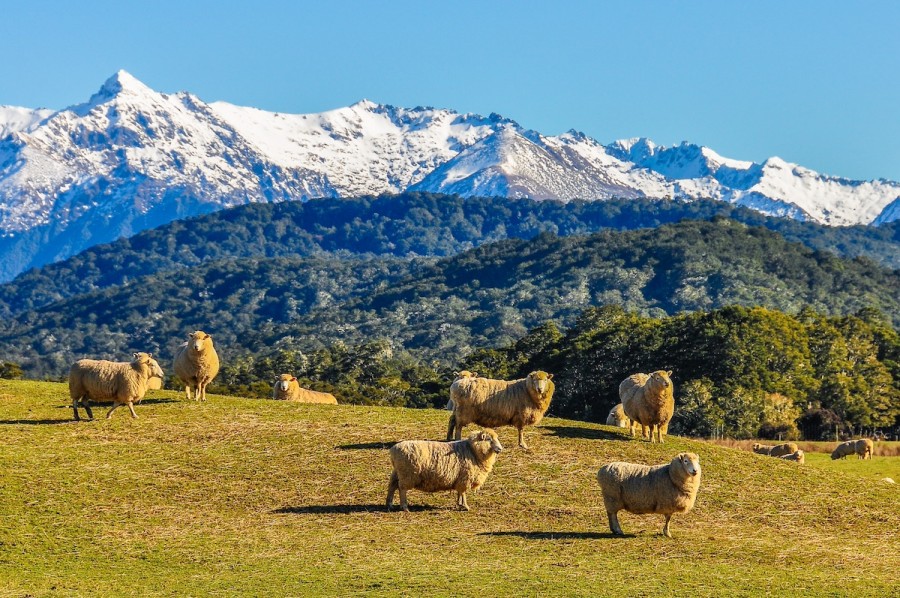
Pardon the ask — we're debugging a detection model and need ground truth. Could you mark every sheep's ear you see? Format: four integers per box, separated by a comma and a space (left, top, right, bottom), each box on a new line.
147, 353, 153, 358
472, 372, 478, 378
453, 371, 460, 377
547, 373, 554, 380
133, 353, 139, 359
291, 377, 297, 382
479, 431, 488, 441
667, 370, 673, 377
204, 333, 210, 340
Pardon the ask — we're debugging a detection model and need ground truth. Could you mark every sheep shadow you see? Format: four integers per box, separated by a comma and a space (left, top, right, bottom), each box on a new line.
542, 425, 624, 441
337, 442, 396, 450
0, 418, 74, 425
274, 504, 440, 514
479, 530, 634, 540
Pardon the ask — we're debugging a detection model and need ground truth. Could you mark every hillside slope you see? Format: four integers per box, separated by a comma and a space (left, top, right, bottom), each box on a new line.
0, 380, 895, 596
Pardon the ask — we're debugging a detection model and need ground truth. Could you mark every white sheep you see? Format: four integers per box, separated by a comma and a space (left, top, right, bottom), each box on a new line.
752, 442, 799, 458
606, 403, 629, 428
854, 438, 874, 459
831, 440, 856, 460
446, 370, 478, 411
596, 452, 702, 538
272, 374, 338, 404
620, 370, 674, 443
446, 371, 555, 449
69, 353, 164, 420
778, 450, 805, 464
386, 429, 503, 512
173, 330, 220, 402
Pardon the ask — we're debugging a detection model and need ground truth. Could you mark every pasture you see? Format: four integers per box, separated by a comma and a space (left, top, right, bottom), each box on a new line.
0, 379, 897, 596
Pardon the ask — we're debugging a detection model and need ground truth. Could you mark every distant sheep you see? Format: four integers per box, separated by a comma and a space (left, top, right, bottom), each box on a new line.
606, 403, 629, 428
752, 442, 799, 458
272, 374, 337, 404
596, 452, 702, 538
69, 353, 164, 420
882, 478, 896, 485
446, 370, 479, 411
173, 331, 220, 402
386, 429, 503, 511
778, 450, 805, 465
620, 370, 674, 443
831, 440, 857, 460
446, 371, 555, 449
854, 438, 874, 460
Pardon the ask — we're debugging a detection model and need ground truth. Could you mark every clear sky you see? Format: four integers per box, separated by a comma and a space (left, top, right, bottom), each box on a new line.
2, 0, 899, 181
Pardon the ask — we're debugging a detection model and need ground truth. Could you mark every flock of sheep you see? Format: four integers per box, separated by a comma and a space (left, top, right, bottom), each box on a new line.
64, 338, 878, 538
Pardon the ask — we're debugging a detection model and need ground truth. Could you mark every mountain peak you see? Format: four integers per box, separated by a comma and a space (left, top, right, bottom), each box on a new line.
351, 99, 379, 110
92, 70, 154, 103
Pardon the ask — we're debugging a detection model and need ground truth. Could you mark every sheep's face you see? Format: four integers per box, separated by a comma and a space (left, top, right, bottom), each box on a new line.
471, 429, 503, 454
676, 452, 701, 477
454, 370, 478, 380
650, 370, 673, 389
275, 374, 296, 392
190, 331, 212, 352
149, 358, 165, 380
528, 371, 554, 395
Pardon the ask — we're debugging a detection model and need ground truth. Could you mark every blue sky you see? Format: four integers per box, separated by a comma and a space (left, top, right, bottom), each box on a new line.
3, 0, 899, 181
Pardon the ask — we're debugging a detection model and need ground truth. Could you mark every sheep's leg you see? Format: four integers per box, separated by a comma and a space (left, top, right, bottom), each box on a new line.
641, 424, 649, 440
72, 395, 82, 421
457, 492, 469, 511
399, 486, 409, 512
127, 401, 138, 419
453, 420, 463, 441
446, 414, 456, 441
386, 472, 399, 510
199, 382, 207, 402
518, 427, 528, 449
662, 514, 673, 538
607, 510, 623, 535
82, 399, 94, 421
184, 385, 193, 401
106, 402, 122, 419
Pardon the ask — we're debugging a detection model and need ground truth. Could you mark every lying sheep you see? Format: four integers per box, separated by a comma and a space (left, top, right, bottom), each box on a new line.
831, 440, 857, 460
606, 403, 629, 428
620, 370, 674, 443
778, 450, 805, 464
173, 331, 220, 402
596, 452, 702, 538
386, 429, 503, 512
752, 442, 799, 457
855, 438, 874, 460
69, 353, 165, 420
447, 371, 554, 449
272, 374, 337, 404
446, 370, 478, 411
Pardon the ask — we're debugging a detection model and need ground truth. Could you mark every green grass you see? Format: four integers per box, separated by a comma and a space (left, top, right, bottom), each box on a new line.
804, 451, 900, 480
1, 380, 898, 596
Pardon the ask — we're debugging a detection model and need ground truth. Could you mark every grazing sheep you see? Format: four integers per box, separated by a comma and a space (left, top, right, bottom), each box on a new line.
69, 353, 165, 420
606, 403, 630, 428
446, 371, 555, 449
446, 370, 479, 411
272, 374, 337, 404
386, 429, 503, 512
778, 450, 805, 465
596, 452, 702, 538
752, 442, 799, 457
831, 440, 857, 460
620, 370, 674, 443
173, 331, 220, 402
854, 438, 874, 460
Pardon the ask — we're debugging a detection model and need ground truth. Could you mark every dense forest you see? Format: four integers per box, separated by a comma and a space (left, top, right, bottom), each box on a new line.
1, 193, 899, 318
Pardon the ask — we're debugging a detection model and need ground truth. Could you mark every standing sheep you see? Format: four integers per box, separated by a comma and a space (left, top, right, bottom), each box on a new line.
854, 438, 874, 459
596, 452, 702, 538
272, 374, 338, 404
386, 429, 503, 512
173, 331, 220, 402
752, 442, 799, 458
778, 450, 805, 464
446, 370, 478, 411
620, 370, 674, 443
69, 353, 165, 420
606, 403, 630, 428
446, 371, 555, 449
831, 440, 857, 460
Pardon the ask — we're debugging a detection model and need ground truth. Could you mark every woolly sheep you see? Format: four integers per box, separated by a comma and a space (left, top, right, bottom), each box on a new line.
69, 353, 165, 420
752, 442, 799, 457
854, 438, 874, 460
778, 450, 805, 464
596, 452, 702, 538
831, 440, 857, 460
606, 403, 629, 428
620, 370, 674, 443
386, 429, 503, 512
173, 330, 220, 402
272, 374, 338, 404
882, 478, 896, 484
446, 370, 479, 411
446, 371, 555, 449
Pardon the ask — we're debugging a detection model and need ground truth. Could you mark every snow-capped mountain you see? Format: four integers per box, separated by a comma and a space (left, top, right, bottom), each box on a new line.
1, 70, 898, 282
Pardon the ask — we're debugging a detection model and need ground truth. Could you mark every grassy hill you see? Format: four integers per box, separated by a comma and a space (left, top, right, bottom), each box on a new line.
1, 380, 896, 596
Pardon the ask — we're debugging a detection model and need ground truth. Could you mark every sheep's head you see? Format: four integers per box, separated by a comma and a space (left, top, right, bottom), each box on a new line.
275, 374, 296, 392
674, 452, 701, 477
189, 331, 212, 352
148, 357, 165, 380
527, 371, 554, 396
469, 429, 503, 455
454, 370, 478, 380
650, 370, 673, 389
752, 443, 762, 451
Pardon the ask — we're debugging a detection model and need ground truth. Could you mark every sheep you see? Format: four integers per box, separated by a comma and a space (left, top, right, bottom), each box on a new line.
596, 452, 702, 538
446, 370, 479, 411
854, 438, 874, 460
752, 442, 799, 457
606, 403, 630, 428
69, 353, 165, 420
173, 330, 220, 402
882, 478, 896, 485
619, 370, 674, 443
831, 440, 857, 460
272, 374, 337, 404
386, 429, 503, 512
446, 371, 555, 449
778, 450, 805, 464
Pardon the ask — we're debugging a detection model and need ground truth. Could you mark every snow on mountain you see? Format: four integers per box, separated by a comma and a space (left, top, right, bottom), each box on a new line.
0, 70, 898, 282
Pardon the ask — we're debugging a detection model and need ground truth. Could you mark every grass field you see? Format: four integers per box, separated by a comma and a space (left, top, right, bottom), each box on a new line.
1, 379, 897, 596
706, 438, 900, 457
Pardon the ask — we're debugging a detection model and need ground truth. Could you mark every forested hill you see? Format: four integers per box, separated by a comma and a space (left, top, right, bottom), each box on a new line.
1, 193, 899, 319
3, 218, 898, 378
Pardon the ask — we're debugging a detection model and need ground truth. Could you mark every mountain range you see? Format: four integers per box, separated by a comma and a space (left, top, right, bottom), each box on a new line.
2, 70, 899, 282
